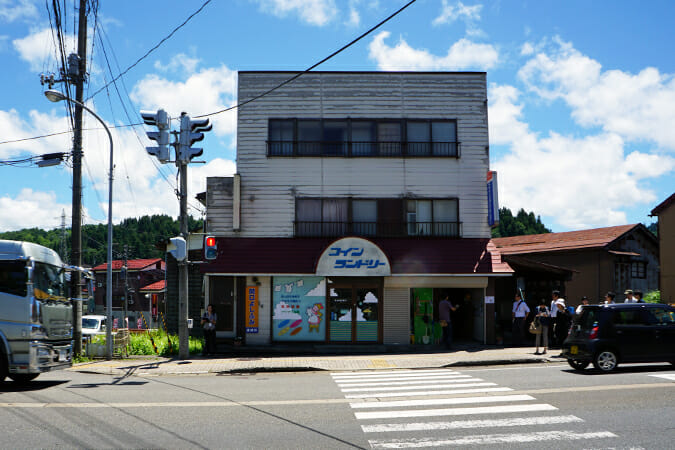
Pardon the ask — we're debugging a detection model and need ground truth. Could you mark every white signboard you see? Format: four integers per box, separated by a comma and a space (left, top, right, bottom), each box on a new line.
484, 296, 495, 304
316, 237, 391, 276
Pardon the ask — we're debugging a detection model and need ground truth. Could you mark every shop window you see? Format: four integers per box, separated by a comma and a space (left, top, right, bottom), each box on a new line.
272, 277, 326, 342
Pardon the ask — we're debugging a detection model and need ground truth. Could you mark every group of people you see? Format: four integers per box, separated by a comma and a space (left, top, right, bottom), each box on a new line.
512, 290, 571, 353
512, 287, 647, 354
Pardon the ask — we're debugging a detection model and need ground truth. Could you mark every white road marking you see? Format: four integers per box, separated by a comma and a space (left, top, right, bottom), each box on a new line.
335, 374, 472, 383
331, 369, 459, 378
355, 403, 558, 420
368, 430, 617, 448
350, 394, 535, 409
336, 378, 475, 388
361, 414, 584, 433
649, 374, 675, 381
340, 381, 491, 392
345, 387, 512, 399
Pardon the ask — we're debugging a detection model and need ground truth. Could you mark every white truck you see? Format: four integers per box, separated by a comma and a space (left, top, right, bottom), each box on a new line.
0, 240, 92, 383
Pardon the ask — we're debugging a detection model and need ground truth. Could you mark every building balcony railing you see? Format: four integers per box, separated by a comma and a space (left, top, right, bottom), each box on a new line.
268, 141, 460, 157
294, 221, 462, 238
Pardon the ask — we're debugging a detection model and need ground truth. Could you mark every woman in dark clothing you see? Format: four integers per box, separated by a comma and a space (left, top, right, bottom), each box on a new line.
201, 304, 217, 356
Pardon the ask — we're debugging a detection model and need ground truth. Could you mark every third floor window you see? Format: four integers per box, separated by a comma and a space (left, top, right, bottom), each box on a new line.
268, 119, 459, 157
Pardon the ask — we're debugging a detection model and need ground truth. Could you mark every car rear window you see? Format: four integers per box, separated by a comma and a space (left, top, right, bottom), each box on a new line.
613, 310, 650, 325
646, 308, 675, 325
577, 308, 600, 331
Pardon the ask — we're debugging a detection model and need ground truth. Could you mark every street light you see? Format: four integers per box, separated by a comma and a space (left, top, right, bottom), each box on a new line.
44, 89, 115, 360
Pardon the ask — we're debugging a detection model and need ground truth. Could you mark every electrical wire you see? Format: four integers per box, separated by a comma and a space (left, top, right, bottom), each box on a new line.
86, 0, 213, 101
194, 0, 417, 118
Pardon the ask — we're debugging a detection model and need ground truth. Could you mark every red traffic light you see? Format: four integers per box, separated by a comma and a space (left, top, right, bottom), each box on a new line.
205, 236, 217, 260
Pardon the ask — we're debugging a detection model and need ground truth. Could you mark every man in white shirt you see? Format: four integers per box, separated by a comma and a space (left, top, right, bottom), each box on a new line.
624, 289, 637, 303
550, 290, 565, 348
512, 292, 530, 347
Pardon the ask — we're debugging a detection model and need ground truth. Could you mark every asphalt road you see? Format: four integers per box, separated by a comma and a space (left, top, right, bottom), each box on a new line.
1, 362, 673, 449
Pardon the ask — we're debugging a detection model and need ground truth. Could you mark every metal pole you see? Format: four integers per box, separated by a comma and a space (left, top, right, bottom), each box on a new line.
178, 160, 189, 359
44, 89, 114, 359
71, 0, 87, 356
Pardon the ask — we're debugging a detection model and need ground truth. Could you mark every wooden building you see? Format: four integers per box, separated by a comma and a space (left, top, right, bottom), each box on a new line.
199, 71, 513, 348
651, 193, 675, 304
493, 224, 659, 306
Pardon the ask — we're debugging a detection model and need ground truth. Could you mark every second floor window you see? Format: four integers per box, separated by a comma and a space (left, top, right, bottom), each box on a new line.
295, 197, 460, 238
268, 119, 459, 157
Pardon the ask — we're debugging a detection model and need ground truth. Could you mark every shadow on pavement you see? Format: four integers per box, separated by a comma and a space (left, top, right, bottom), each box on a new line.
0, 379, 68, 392
561, 363, 675, 375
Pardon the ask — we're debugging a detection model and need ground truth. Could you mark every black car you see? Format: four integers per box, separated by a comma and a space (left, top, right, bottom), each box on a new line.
562, 303, 675, 372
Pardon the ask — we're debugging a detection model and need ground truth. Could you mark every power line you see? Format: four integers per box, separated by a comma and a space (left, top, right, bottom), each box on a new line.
86, 0, 213, 101
194, 0, 417, 119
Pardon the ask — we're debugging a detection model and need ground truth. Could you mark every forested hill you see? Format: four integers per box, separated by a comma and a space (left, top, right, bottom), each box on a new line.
491, 207, 551, 238
0, 215, 202, 267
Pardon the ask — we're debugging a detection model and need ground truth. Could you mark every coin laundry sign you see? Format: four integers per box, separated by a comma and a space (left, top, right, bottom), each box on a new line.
316, 237, 391, 276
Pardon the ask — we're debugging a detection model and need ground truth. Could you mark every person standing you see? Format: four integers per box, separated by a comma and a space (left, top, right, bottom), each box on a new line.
201, 304, 217, 356
512, 292, 530, 347
555, 301, 571, 348
576, 296, 590, 314
534, 300, 550, 355
438, 296, 459, 350
624, 289, 636, 303
604, 292, 616, 304
633, 290, 644, 303
549, 290, 564, 349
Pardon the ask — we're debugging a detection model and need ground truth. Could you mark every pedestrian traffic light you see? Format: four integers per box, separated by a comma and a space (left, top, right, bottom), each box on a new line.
204, 236, 217, 260
141, 109, 171, 163
178, 113, 212, 162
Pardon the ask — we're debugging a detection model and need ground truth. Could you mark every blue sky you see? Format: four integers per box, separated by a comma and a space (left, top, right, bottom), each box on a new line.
0, 0, 673, 233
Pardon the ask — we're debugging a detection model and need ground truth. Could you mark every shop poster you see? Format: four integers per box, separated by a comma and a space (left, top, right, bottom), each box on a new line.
412, 288, 441, 344
272, 277, 326, 341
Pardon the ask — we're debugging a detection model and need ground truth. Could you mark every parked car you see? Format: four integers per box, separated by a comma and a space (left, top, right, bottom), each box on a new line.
562, 303, 675, 372
81, 315, 107, 336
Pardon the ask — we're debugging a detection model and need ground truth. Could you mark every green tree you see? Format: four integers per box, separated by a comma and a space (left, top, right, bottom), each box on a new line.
0, 214, 203, 266
491, 207, 551, 238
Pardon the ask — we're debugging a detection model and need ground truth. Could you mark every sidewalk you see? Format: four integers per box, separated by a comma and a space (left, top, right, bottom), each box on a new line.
70, 343, 564, 377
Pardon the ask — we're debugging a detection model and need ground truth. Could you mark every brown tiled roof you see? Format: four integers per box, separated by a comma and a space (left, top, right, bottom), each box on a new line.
200, 237, 513, 275
92, 258, 163, 271
139, 280, 166, 292
651, 192, 675, 216
492, 224, 639, 255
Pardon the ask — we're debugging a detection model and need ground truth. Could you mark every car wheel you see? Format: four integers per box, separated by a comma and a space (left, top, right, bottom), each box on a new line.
9, 373, 39, 383
567, 359, 589, 370
0, 353, 7, 383
593, 350, 618, 372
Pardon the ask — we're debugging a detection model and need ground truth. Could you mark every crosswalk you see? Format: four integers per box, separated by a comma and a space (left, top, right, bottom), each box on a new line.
331, 368, 617, 448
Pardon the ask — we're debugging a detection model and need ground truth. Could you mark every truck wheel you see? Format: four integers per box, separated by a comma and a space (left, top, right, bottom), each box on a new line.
593, 350, 618, 372
567, 359, 589, 370
9, 373, 39, 383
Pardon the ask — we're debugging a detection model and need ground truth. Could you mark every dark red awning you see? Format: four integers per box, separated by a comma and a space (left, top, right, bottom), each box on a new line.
200, 237, 512, 275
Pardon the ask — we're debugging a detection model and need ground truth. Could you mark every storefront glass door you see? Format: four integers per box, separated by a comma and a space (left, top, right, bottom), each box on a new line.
328, 279, 381, 343
208, 276, 236, 337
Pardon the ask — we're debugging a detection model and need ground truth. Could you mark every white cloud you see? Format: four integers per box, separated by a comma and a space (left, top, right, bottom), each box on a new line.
433, 0, 482, 26
13, 28, 69, 72
0, 189, 71, 231
520, 42, 534, 56
154, 53, 201, 75
131, 64, 237, 140
489, 83, 675, 229
346, 3, 360, 28
0, 0, 38, 22
306, 279, 326, 296
255, 0, 338, 26
518, 37, 675, 150
368, 31, 498, 71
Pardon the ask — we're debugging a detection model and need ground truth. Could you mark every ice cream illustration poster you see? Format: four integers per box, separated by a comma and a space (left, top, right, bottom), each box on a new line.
272, 277, 326, 341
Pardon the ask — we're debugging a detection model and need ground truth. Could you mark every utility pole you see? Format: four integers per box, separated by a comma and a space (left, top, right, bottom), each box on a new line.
178, 147, 189, 358
123, 245, 128, 328
71, 0, 88, 355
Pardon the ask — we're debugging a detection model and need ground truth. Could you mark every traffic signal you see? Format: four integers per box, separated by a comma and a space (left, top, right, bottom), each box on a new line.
140, 109, 171, 163
204, 236, 217, 260
178, 113, 212, 162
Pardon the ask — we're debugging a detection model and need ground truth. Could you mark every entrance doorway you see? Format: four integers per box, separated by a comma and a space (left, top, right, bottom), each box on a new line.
208, 276, 236, 338
328, 278, 382, 343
